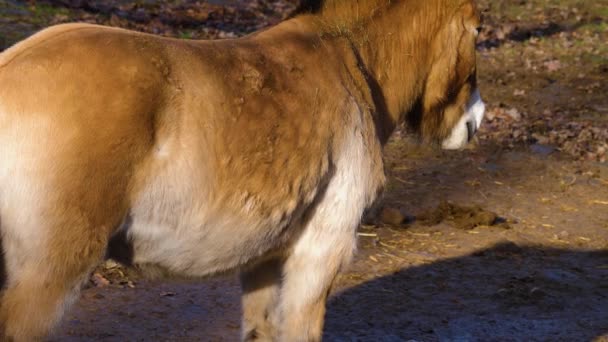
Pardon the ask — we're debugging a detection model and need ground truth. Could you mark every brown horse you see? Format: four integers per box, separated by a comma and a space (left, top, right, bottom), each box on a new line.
0, 0, 484, 340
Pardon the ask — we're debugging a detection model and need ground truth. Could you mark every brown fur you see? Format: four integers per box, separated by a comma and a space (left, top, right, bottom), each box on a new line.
0, 0, 481, 340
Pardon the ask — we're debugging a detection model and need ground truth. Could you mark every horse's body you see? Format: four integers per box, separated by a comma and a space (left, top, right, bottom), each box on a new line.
0, 0, 484, 340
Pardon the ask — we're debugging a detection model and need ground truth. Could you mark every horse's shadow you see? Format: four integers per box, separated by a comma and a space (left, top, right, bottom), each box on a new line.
324, 242, 608, 341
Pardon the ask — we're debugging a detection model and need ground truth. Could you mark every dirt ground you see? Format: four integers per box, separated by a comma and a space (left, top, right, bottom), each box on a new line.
1, 0, 607, 341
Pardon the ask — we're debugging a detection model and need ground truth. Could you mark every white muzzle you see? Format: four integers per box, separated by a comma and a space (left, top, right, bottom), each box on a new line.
441, 89, 486, 150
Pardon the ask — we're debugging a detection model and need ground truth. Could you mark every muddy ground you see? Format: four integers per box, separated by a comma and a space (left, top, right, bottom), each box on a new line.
1, 0, 607, 341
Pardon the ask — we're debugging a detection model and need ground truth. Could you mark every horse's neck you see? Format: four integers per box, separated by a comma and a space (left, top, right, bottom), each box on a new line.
305, 1, 441, 142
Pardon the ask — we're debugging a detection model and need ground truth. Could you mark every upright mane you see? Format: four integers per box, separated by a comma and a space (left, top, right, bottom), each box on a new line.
293, 0, 468, 36
294, 0, 396, 21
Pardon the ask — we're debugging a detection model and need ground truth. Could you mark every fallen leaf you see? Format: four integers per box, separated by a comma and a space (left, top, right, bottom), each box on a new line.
506, 108, 522, 121
543, 59, 562, 72
513, 89, 526, 96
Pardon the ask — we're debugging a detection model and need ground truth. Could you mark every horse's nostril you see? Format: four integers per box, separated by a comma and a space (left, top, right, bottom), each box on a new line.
466, 121, 475, 142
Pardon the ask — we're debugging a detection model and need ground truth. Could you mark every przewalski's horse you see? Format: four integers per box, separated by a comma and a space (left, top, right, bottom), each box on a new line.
0, 0, 485, 340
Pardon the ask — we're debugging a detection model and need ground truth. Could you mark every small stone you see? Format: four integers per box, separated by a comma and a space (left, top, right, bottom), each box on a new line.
495, 288, 509, 298
529, 287, 546, 299
104, 260, 120, 269
91, 273, 110, 288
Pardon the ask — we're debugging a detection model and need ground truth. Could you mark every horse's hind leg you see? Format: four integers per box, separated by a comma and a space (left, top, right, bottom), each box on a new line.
0, 208, 114, 341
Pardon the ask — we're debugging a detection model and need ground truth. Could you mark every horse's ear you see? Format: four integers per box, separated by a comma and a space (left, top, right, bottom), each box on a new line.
460, 1, 481, 36
461, 1, 475, 17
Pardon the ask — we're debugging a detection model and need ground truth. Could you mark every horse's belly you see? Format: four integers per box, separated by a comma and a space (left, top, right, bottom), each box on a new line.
105, 173, 296, 278
119, 213, 271, 277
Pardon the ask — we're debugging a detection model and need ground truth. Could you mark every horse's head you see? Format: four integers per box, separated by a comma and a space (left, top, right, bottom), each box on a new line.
416, 0, 486, 149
